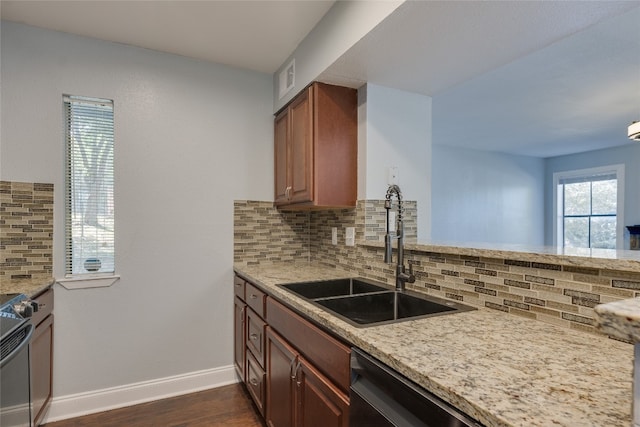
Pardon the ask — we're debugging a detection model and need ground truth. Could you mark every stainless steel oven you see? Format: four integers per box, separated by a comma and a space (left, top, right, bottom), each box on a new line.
1, 294, 36, 427
350, 348, 483, 427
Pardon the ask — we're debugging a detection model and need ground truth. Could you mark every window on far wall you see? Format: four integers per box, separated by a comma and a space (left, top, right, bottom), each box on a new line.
64, 95, 115, 276
554, 165, 624, 250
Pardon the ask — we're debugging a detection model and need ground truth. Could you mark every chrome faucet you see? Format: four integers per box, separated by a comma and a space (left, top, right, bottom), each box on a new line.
384, 184, 415, 292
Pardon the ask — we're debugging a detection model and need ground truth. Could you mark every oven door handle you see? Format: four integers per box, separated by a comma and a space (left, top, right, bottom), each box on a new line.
0, 323, 34, 369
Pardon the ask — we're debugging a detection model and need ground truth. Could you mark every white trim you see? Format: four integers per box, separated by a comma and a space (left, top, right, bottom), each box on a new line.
43, 365, 238, 424
56, 275, 120, 289
552, 164, 625, 249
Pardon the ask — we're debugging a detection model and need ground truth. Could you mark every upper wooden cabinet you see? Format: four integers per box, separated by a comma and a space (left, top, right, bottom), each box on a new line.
274, 82, 357, 209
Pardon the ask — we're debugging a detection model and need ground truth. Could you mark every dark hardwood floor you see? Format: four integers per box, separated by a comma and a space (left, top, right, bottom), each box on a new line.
43, 383, 265, 427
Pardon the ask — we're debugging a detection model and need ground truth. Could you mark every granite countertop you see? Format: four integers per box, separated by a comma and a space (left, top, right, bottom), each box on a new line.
595, 297, 640, 343
1, 276, 55, 298
235, 262, 633, 427
362, 240, 640, 273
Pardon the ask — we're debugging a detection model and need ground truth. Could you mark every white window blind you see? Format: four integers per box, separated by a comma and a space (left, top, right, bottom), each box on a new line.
64, 95, 115, 276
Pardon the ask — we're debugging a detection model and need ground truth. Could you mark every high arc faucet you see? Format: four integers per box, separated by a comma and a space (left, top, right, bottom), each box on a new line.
384, 184, 416, 292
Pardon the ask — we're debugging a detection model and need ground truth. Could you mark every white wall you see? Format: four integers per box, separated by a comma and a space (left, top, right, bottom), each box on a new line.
1, 20, 273, 409
431, 145, 545, 245
358, 84, 432, 241
273, 1, 402, 112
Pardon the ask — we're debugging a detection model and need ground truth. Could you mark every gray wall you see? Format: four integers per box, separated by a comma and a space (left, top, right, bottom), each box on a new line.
358, 84, 432, 241
272, 1, 401, 111
1, 20, 273, 408
431, 145, 545, 245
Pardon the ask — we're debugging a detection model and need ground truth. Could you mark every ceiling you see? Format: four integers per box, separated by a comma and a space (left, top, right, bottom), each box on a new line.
0, 0, 335, 74
319, 1, 640, 158
2, 0, 639, 158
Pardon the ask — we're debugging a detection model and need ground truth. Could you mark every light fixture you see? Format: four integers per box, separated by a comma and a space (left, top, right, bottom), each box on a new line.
629, 121, 640, 141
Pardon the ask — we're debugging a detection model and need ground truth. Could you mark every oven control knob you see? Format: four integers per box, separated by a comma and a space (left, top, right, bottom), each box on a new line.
13, 301, 34, 318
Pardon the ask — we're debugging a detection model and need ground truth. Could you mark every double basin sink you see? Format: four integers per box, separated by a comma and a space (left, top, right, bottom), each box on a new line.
279, 277, 475, 327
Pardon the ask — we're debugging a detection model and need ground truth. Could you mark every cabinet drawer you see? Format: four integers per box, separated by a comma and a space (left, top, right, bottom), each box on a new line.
266, 298, 351, 394
247, 308, 266, 367
245, 283, 266, 318
234, 275, 245, 300
246, 352, 266, 417
31, 287, 53, 328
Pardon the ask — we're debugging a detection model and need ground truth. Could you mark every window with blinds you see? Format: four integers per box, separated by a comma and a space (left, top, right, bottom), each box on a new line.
554, 165, 624, 250
64, 95, 115, 276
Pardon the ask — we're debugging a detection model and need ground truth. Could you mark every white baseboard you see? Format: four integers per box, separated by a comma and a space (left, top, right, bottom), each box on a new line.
44, 365, 239, 424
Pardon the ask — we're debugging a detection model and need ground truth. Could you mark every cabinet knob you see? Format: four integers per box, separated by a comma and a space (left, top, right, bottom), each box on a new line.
249, 294, 258, 300
250, 378, 258, 386
13, 300, 34, 318
250, 333, 259, 341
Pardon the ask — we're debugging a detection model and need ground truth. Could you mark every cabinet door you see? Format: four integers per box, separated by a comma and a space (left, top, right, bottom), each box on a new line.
288, 86, 313, 204
266, 328, 297, 427
296, 358, 349, 427
31, 314, 53, 426
274, 108, 289, 205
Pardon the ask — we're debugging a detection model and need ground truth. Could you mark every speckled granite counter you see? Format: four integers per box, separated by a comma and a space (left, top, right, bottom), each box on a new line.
596, 297, 640, 344
1, 277, 55, 298
235, 262, 633, 427
376, 240, 640, 273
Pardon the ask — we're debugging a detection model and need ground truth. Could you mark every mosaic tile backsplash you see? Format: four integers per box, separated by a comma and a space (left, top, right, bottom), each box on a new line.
234, 201, 309, 265
1, 181, 54, 282
234, 200, 640, 338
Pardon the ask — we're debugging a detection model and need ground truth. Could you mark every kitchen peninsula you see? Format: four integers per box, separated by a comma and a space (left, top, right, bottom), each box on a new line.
234, 199, 640, 427
234, 261, 632, 427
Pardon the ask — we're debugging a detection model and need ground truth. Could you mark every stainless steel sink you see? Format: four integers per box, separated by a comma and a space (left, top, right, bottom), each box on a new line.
279, 278, 475, 327
280, 278, 388, 299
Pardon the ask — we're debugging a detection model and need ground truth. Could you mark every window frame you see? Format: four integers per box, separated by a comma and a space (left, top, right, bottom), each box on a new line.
63, 94, 116, 280
553, 164, 625, 250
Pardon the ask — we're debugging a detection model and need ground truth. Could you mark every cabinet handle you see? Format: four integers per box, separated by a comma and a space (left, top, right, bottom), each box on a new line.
250, 333, 259, 341
289, 357, 298, 380
295, 361, 302, 387
249, 294, 258, 300
250, 377, 258, 386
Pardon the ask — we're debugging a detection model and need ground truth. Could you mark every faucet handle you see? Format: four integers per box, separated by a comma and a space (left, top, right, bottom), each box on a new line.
408, 261, 416, 283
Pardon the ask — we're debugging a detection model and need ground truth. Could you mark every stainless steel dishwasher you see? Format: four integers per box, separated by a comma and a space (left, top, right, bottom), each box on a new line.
350, 348, 483, 427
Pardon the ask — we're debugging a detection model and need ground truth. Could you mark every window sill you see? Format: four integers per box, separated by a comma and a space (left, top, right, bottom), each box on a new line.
56, 275, 120, 290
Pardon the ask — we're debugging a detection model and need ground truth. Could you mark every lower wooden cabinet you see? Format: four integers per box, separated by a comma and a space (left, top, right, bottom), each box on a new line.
246, 352, 266, 417
266, 328, 296, 427
266, 328, 349, 427
234, 274, 350, 427
296, 361, 349, 427
233, 296, 246, 381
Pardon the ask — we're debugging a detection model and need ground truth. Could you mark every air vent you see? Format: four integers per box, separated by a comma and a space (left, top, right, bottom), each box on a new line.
279, 59, 295, 99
